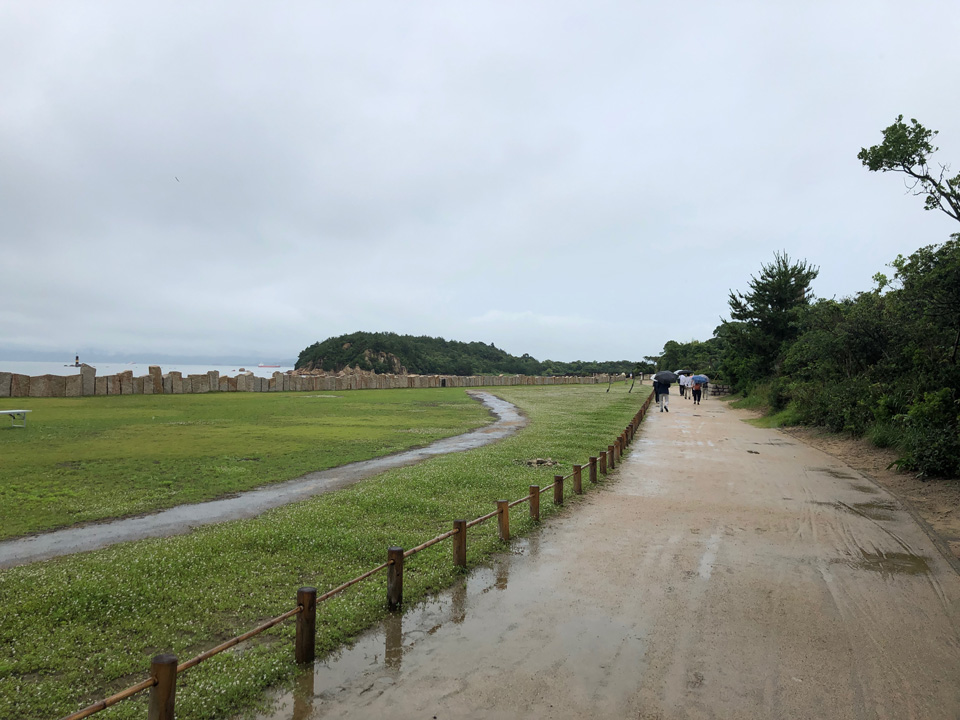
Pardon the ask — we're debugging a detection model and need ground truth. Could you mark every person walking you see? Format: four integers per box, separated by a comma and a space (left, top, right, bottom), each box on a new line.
692, 379, 703, 405
659, 379, 670, 412
653, 378, 661, 406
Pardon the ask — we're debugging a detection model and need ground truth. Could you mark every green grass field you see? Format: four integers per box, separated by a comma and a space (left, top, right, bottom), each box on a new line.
0, 385, 649, 720
0, 389, 492, 539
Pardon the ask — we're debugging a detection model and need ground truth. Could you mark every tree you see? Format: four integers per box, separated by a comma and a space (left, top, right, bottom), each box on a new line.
858, 115, 960, 225
721, 252, 819, 389
886, 238, 960, 365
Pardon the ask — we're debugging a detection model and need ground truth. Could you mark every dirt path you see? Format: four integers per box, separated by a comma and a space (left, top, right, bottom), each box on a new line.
0, 392, 524, 568
257, 391, 960, 719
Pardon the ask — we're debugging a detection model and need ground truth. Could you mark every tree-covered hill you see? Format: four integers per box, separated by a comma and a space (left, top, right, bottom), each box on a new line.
296, 332, 644, 377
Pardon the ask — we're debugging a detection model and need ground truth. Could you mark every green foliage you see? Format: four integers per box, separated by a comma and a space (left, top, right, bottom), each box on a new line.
888, 238, 960, 364
296, 331, 639, 377
721, 252, 819, 391
744, 403, 803, 429
858, 115, 960, 224
0, 385, 648, 720
650, 337, 723, 378
892, 389, 960, 478
767, 377, 790, 412
788, 378, 879, 436
868, 421, 900, 449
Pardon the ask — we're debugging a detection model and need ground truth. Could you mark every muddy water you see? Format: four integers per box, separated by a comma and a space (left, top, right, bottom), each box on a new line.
252, 541, 540, 720
0, 392, 524, 569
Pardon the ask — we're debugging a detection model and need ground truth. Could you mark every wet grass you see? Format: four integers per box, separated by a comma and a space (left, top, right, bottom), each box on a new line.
0, 389, 492, 539
0, 384, 649, 720
727, 395, 803, 429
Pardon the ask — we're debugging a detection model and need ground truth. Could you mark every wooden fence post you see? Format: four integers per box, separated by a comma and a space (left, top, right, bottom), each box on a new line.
387, 547, 404, 610
599, 452, 607, 474
608, 444, 616, 470
295, 587, 317, 664
497, 500, 510, 542
573, 465, 582, 494
589, 457, 597, 483
529, 486, 540, 521
453, 520, 467, 568
147, 654, 177, 720
554, 475, 564, 505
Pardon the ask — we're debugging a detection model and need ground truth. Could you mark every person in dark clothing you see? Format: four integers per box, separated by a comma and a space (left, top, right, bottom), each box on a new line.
653, 379, 661, 405
659, 380, 670, 412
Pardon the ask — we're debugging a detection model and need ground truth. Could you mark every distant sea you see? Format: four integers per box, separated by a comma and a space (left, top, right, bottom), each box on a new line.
0, 360, 294, 379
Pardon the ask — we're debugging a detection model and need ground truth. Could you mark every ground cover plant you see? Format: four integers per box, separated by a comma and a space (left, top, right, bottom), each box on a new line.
0, 384, 648, 720
0, 389, 492, 539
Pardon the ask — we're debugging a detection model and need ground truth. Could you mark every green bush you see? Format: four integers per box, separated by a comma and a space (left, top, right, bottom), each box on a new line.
868, 421, 901, 449
894, 389, 960, 477
786, 378, 878, 436
767, 377, 790, 412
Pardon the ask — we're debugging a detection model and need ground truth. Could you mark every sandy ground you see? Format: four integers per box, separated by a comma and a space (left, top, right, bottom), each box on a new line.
257, 392, 960, 720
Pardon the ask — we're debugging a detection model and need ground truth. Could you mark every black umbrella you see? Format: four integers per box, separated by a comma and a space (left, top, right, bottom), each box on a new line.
674, 369, 694, 376
653, 370, 679, 384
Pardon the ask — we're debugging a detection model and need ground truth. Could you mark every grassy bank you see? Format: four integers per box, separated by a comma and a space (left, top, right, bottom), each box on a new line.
726, 387, 803, 429
0, 384, 648, 720
0, 389, 492, 539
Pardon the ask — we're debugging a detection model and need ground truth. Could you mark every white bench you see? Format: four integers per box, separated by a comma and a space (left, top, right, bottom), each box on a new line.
1, 410, 31, 428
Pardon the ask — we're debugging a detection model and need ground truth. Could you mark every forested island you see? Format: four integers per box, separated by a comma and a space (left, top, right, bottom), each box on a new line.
296, 332, 646, 377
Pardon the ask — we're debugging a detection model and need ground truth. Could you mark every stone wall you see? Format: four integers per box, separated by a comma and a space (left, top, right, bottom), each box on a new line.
0, 365, 611, 399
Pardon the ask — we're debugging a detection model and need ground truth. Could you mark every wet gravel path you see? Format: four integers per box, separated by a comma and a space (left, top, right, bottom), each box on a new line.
0, 391, 524, 568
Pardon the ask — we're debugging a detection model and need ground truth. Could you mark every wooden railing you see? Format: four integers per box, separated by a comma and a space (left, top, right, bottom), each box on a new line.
60, 392, 654, 720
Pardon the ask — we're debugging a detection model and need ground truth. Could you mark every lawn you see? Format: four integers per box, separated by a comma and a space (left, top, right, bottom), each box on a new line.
0, 389, 492, 539
0, 384, 649, 720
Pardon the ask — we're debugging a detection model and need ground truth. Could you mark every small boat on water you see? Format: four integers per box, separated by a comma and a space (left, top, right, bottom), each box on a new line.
258, 363, 281, 368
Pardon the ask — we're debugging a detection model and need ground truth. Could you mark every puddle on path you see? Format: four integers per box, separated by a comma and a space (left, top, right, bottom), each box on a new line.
0, 392, 525, 569
849, 501, 899, 520
250, 539, 538, 720
810, 500, 899, 521
838, 550, 931, 577
805, 466, 858, 480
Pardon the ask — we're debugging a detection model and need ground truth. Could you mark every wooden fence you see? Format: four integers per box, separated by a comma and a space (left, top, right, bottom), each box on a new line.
60, 392, 655, 720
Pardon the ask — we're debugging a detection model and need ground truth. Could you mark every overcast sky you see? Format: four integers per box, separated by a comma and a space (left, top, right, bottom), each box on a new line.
2, 2, 959, 364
